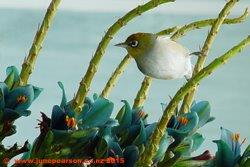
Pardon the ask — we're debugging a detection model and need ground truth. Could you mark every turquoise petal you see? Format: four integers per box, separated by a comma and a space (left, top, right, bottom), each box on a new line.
167, 112, 198, 144
116, 100, 132, 130
220, 127, 241, 159
6, 66, 19, 82
189, 133, 205, 153
58, 81, 67, 108
123, 145, 139, 167
81, 97, 113, 128
5, 85, 35, 111
0, 82, 9, 95
75, 97, 93, 122
5, 66, 20, 89
105, 118, 119, 127
33, 86, 43, 101
214, 139, 235, 167
3, 108, 31, 121
191, 101, 213, 128
181, 133, 205, 156
154, 134, 174, 162
93, 93, 99, 101
167, 128, 188, 144
51, 105, 67, 130
178, 112, 199, 133
145, 122, 157, 139
133, 120, 146, 145
120, 125, 140, 146
0, 83, 8, 109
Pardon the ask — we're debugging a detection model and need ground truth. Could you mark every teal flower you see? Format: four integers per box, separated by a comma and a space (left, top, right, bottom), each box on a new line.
0, 66, 43, 122
167, 111, 199, 145
56, 82, 114, 130
114, 101, 173, 164
190, 101, 215, 129
167, 101, 214, 146
51, 105, 76, 130
213, 127, 248, 167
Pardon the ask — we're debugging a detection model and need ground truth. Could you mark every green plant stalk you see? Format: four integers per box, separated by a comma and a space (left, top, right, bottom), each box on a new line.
100, 26, 179, 100
156, 26, 180, 36
171, 8, 248, 41
18, 0, 61, 86
179, 0, 239, 114
133, 7, 248, 109
133, 76, 153, 109
100, 54, 132, 98
71, 0, 175, 112
137, 35, 250, 166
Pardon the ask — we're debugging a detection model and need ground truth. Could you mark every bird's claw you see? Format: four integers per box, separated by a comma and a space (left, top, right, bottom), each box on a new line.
190, 51, 202, 57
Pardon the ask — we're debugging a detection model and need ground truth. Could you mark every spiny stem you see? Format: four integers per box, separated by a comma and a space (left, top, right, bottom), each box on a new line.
100, 27, 179, 99
171, 8, 248, 41
179, 0, 242, 114
101, 54, 132, 98
137, 0, 240, 166
71, 0, 175, 112
137, 35, 250, 166
156, 26, 180, 36
133, 7, 248, 109
133, 76, 153, 109
18, 0, 61, 86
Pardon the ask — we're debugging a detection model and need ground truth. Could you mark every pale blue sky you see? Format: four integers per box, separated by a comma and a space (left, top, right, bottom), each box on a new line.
0, 1, 249, 165
0, 0, 249, 15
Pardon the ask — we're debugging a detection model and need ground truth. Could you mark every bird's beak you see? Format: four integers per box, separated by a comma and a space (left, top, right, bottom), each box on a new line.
115, 42, 127, 48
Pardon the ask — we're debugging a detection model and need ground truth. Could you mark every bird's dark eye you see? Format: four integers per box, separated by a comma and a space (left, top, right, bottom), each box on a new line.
129, 40, 139, 47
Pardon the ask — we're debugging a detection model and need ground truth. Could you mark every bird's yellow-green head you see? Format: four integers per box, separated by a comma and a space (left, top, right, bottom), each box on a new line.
115, 33, 157, 59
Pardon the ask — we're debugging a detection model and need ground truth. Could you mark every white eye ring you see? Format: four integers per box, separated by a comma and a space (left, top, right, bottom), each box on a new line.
129, 40, 139, 47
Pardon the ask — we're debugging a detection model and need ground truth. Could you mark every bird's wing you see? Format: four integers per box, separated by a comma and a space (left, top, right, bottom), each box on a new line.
157, 35, 190, 56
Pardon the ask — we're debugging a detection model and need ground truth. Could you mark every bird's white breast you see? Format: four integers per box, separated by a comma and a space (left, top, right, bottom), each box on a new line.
136, 36, 192, 80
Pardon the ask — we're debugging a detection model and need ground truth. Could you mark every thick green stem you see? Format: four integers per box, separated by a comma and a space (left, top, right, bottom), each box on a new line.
179, 0, 241, 114
133, 7, 248, 109
171, 8, 248, 41
71, 0, 175, 112
156, 26, 180, 36
137, 35, 250, 166
101, 54, 132, 98
18, 0, 61, 86
133, 76, 153, 109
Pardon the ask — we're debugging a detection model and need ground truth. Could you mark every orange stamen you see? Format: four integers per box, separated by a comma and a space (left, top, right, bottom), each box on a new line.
17, 95, 28, 104
178, 117, 189, 125
138, 111, 145, 118
65, 116, 76, 128
231, 133, 240, 142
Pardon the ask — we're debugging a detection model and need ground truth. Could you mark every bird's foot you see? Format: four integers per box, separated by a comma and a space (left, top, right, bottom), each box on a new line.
189, 51, 202, 57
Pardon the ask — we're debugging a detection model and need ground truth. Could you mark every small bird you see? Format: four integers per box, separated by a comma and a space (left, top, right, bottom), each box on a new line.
115, 33, 193, 80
